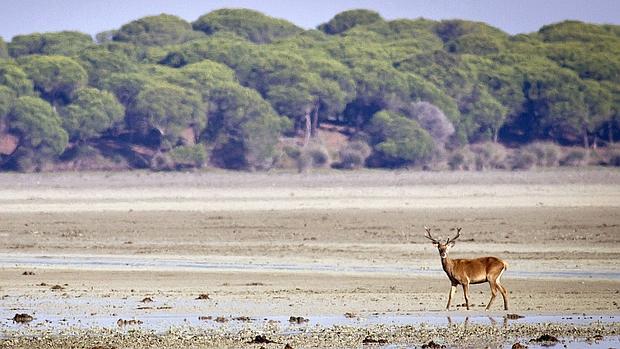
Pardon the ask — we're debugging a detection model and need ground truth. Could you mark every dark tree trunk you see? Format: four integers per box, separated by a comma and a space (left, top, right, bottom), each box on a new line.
583, 125, 589, 149
310, 102, 319, 138
303, 109, 311, 148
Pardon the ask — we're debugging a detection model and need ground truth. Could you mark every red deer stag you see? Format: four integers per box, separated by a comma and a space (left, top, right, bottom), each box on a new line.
424, 226, 509, 310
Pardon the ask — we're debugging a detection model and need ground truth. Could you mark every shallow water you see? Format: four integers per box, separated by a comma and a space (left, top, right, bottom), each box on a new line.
2, 304, 618, 348
1, 254, 618, 280
2, 309, 617, 334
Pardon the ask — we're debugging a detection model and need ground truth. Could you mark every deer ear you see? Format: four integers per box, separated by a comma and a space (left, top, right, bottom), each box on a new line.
447, 241, 455, 248
432, 241, 439, 246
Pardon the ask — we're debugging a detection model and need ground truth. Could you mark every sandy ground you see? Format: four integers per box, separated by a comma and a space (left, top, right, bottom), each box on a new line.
0, 169, 619, 348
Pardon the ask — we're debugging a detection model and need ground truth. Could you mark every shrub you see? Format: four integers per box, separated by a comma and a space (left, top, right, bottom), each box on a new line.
367, 110, 435, 167
523, 142, 560, 167
609, 150, 620, 167
59, 144, 100, 161
334, 140, 371, 169
447, 147, 475, 170
559, 147, 588, 166
168, 144, 207, 168
597, 145, 620, 166
283, 144, 301, 159
149, 152, 174, 171
469, 142, 508, 170
306, 144, 330, 167
297, 142, 331, 172
509, 149, 537, 170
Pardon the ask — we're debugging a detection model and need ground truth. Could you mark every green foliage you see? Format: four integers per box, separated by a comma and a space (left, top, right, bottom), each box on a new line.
406, 74, 460, 121
503, 56, 598, 144
0, 37, 8, 58
363, 18, 442, 52
434, 20, 507, 44
95, 30, 116, 44
113, 14, 202, 46
8, 31, 93, 57
169, 60, 238, 95
538, 20, 619, 43
0, 85, 14, 117
0, 60, 33, 96
60, 88, 125, 141
450, 33, 505, 55
102, 72, 151, 107
130, 80, 206, 142
319, 9, 383, 35
1, 9, 620, 172
205, 82, 290, 169
434, 20, 509, 56
305, 54, 356, 121
193, 9, 302, 43
159, 33, 258, 70
459, 85, 508, 142
76, 46, 138, 88
367, 110, 435, 166
19, 55, 87, 104
168, 144, 207, 168
545, 43, 620, 82
470, 55, 524, 124
8, 96, 68, 154
347, 60, 410, 126
103, 70, 208, 145
395, 50, 472, 99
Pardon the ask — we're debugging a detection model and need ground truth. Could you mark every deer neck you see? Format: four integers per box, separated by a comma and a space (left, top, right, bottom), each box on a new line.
441, 255, 454, 276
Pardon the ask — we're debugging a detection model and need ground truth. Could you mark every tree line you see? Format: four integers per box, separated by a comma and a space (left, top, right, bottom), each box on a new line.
0, 9, 619, 171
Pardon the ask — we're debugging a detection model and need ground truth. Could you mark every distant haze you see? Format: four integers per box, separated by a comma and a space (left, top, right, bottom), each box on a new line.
1, 0, 619, 40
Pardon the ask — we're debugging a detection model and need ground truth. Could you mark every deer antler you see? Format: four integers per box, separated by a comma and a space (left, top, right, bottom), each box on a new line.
446, 227, 462, 244
424, 226, 440, 243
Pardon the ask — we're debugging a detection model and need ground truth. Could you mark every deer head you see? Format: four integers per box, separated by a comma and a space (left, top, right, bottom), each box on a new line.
424, 226, 461, 259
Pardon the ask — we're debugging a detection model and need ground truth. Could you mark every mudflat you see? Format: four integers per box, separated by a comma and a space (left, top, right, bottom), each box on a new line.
1, 169, 619, 348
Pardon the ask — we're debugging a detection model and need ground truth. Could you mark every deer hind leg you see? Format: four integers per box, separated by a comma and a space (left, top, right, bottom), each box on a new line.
446, 284, 457, 310
462, 283, 471, 310
497, 284, 508, 310
496, 268, 509, 310
485, 279, 498, 311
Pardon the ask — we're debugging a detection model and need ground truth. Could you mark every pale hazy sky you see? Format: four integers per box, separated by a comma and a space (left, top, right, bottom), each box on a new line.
1, 0, 619, 40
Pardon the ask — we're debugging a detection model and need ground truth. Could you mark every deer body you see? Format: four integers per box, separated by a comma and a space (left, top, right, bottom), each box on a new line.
425, 227, 509, 311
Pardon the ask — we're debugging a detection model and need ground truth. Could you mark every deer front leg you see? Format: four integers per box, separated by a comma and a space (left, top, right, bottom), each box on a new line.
446, 284, 457, 310
462, 283, 470, 310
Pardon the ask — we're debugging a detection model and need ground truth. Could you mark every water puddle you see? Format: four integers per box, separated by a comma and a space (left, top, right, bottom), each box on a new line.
1, 309, 617, 334
1, 254, 618, 280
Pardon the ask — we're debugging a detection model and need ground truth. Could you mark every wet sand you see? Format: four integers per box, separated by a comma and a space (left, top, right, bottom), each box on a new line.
0, 169, 619, 348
